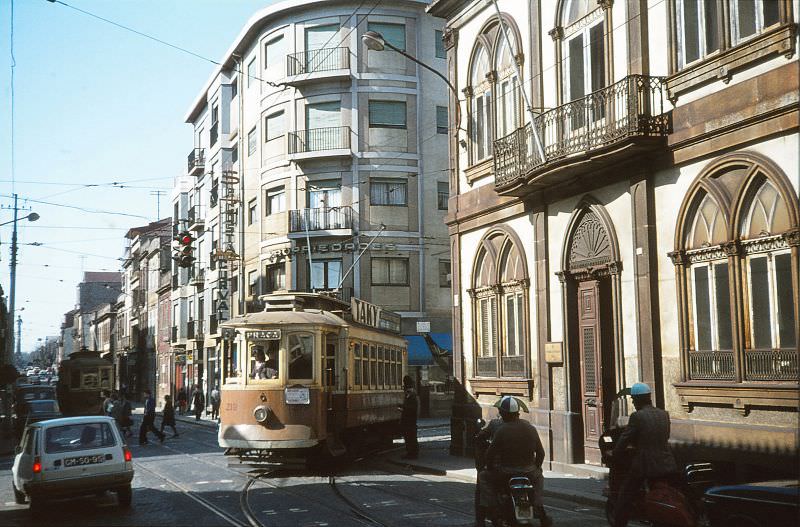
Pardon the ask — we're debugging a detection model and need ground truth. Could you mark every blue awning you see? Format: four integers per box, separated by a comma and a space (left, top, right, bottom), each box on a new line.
429, 333, 452, 352
404, 336, 434, 366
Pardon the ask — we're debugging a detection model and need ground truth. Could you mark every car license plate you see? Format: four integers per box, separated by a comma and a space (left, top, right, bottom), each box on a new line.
64, 455, 105, 467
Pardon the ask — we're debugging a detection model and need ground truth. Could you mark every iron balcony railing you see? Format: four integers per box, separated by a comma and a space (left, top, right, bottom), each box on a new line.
170, 325, 178, 343
289, 207, 353, 233
209, 314, 218, 335
188, 205, 204, 229
188, 148, 205, 174
287, 47, 350, 76
493, 75, 669, 188
688, 348, 798, 382
190, 267, 205, 286
288, 126, 350, 154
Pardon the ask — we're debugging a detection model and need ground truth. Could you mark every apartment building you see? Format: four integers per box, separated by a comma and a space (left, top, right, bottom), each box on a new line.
172, 0, 453, 403
430, 0, 798, 477
118, 219, 172, 400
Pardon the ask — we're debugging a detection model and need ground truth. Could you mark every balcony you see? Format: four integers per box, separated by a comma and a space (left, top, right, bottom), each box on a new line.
187, 148, 205, 176
188, 205, 204, 231
210, 122, 219, 147
170, 325, 178, 343
288, 207, 354, 236
186, 319, 204, 341
190, 267, 205, 287
493, 75, 669, 196
288, 126, 351, 161
285, 47, 351, 85
208, 314, 218, 336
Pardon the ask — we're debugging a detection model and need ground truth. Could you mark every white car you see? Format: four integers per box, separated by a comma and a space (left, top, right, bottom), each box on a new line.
12, 416, 134, 513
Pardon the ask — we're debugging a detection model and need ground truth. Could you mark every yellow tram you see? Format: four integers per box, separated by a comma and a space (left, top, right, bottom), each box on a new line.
218, 293, 407, 462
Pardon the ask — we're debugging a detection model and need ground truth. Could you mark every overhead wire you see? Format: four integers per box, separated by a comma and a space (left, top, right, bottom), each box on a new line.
0, 193, 150, 220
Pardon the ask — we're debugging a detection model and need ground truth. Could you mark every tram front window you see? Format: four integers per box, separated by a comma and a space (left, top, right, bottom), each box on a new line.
288, 333, 314, 380
250, 341, 279, 380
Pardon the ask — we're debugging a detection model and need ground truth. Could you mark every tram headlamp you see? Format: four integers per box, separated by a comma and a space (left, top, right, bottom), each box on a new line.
253, 405, 270, 423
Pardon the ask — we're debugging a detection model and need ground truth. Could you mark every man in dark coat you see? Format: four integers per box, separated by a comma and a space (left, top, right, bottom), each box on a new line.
191, 384, 205, 421
399, 375, 419, 459
139, 389, 165, 444
611, 382, 678, 527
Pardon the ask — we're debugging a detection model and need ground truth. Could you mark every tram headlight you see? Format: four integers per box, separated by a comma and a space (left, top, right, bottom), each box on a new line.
253, 405, 270, 423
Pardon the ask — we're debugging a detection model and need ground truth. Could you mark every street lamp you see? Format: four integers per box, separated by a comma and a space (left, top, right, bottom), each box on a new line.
362, 31, 461, 138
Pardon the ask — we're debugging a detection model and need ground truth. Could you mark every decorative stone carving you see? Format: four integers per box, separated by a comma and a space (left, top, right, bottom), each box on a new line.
462, 86, 473, 98
721, 240, 741, 257
668, 250, 687, 266
443, 27, 458, 50
514, 52, 525, 68
486, 70, 498, 84
568, 210, 613, 270
555, 271, 567, 284
783, 228, 800, 247
548, 27, 563, 42
598, 0, 614, 9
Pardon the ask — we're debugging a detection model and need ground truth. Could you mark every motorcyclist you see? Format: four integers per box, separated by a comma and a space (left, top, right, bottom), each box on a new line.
474, 416, 502, 525
480, 396, 552, 527
610, 382, 678, 527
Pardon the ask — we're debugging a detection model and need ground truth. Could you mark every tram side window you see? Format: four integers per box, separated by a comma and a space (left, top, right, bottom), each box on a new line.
82, 369, 99, 389
370, 345, 377, 389
288, 333, 314, 380
70, 370, 81, 389
363, 345, 371, 388
100, 368, 111, 390
250, 341, 279, 380
390, 348, 397, 387
353, 343, 362, 386
225, 342, 239, 380
324, 339, 336, 387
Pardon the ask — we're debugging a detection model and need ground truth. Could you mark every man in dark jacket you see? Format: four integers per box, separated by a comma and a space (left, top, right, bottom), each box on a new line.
191, 384, 205, 421
399, 375, 419, 459
611, 382, 678, 527
139, 389, 165, 444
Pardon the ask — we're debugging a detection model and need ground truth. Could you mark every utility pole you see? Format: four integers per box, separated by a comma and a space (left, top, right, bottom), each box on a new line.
3, 193, 39, 365
150, 190, 166, 219
15, 316, 22, 364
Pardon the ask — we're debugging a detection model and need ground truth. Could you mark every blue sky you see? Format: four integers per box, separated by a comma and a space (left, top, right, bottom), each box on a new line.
1, 0, 280, 353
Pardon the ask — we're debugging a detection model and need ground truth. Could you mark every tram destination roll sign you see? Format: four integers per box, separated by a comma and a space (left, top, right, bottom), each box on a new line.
351, 298, 401, 333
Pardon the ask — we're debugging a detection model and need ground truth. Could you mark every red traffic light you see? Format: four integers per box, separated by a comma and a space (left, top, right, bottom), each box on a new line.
176, 231, 194, 246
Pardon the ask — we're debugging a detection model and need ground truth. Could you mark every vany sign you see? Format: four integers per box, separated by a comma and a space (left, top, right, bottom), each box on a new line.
351, 298, 382, 328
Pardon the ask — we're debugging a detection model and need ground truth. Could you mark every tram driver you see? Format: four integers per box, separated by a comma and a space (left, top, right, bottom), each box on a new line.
251, 344, 278, 379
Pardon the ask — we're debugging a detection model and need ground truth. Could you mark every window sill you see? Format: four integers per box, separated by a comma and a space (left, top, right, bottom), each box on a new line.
469, 377, 533, 398
667, 23, 796, 102
673, 381, 799, 416
465, 157, 494, 185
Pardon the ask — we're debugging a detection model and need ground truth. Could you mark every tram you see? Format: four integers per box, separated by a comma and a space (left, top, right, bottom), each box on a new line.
218, 292, 408, 463
56, 349, 113, 416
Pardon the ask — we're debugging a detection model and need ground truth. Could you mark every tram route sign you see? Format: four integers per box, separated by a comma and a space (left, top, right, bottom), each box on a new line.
246, 330, 281, 340
285, 386, 310, 405
351, 298, 401, 333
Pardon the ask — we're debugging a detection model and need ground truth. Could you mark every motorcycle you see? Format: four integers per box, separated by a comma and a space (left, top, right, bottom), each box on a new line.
474, 418, 544, 527
599, 390, 715, 527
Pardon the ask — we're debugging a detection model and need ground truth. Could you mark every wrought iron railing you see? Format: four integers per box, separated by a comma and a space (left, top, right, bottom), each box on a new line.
688, 351, 736, 380
188, 205, 204, 227
171, 326, 178, 343
209, 314, 218, 335
494, 75, 669, 188
188, 148, 205, 174
288, 126, 350, 154
287, 47, 350, 76
289, 207, 353, 232
745, 349, 798, 382
190, 267, 205, 285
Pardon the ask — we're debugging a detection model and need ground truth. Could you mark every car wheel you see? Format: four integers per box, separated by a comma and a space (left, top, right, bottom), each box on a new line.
117, 484, 132, 508
12, 482, 26, 505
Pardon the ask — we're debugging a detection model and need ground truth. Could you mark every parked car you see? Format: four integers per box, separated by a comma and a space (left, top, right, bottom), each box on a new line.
11, 416, 134, 513
703, 480, 800, 527
13, 385, 58, 438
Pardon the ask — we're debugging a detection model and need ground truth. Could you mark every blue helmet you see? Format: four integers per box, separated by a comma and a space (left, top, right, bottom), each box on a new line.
630, 382, 652, 396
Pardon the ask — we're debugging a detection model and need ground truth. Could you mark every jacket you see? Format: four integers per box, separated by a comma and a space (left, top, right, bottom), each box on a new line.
612, 404, 678, 478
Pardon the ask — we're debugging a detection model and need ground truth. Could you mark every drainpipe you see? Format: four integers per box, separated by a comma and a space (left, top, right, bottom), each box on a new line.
233, 53, 246, 315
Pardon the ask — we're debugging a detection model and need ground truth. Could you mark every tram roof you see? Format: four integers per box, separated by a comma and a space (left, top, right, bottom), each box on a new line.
222, 309, 348, 328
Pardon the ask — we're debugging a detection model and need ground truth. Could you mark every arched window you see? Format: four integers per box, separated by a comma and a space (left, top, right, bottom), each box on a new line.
469, 44, 493, 163
470, 229, 529, 379
494, 36, 520, 138
560, 0, 605, 115
672, 154, 799, 390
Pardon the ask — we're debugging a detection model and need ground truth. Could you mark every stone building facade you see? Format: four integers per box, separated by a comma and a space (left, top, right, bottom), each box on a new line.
430, 0, 798, 477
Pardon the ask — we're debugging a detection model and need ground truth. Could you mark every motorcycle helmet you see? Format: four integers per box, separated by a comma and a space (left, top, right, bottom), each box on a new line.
630, 382, 652, 396
495, 396, 529, 414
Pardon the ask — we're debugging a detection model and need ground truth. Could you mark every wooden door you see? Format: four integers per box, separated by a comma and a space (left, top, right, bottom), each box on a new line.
578, 280, 604, 464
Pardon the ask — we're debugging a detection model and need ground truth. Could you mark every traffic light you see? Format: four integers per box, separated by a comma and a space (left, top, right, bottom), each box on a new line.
175, 231, 195, 268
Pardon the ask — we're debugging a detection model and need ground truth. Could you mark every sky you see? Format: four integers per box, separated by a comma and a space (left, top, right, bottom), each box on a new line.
1, 0, 282, 353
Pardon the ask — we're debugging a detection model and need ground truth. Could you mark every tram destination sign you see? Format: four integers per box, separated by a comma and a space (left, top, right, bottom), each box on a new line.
246, 330, 281, 340
350, 298, 401, 333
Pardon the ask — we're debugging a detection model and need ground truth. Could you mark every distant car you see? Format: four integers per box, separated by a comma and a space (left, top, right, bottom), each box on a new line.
703, 480, 800, 527
14, 385, 58, 437
11, 416, 134, 513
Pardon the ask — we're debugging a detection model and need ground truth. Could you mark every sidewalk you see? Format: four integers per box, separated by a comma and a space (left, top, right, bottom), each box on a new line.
132, 407, 606, 507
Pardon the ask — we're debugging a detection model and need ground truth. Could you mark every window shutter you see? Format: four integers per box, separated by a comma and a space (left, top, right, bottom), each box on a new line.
306, 101, 341, 129
305, 24, 338, 50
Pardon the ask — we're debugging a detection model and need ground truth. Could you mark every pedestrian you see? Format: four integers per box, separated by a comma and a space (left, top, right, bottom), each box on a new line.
177, 387, 187, 415
210, 384, 221, 421
139, 389, 165, 445
120, 392, 133, 437
108, 391, 123, 430
191, 384, 205, 421
399, 375, 419, 459
101, 390, 113, 417
160, 394, 179, 438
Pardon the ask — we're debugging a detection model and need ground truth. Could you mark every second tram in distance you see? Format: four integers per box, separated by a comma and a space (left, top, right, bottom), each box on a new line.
219, 292, 408, 463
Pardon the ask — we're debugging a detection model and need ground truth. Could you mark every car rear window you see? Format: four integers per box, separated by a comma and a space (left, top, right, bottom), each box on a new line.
45, 423, 117, 453
28, 400, 60, 413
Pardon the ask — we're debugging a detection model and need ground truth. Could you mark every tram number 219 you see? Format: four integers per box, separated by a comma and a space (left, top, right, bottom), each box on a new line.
225, 402, 238, 412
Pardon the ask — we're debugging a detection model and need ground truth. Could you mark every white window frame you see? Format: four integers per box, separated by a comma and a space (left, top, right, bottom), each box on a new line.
477, 296, 497, 358
266, 187, 285, 215
745, 249, 792, 350
370, 180, 407, 206
563, 15, 605, 127
247, 127, 257, 156
264, 34, 285, 72
368, 100, 407, 129
246, 57, 256, 88
689, 259, 730, 352
435, 29, 446, 59
503, 291, 524, 358
676, 0, 720, 68
371, 257, 409, 286
730, 0, 781, 45
265, 110, 285, 142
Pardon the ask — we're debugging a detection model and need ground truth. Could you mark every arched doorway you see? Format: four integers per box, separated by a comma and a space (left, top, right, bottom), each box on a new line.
558, 200, 624, 465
